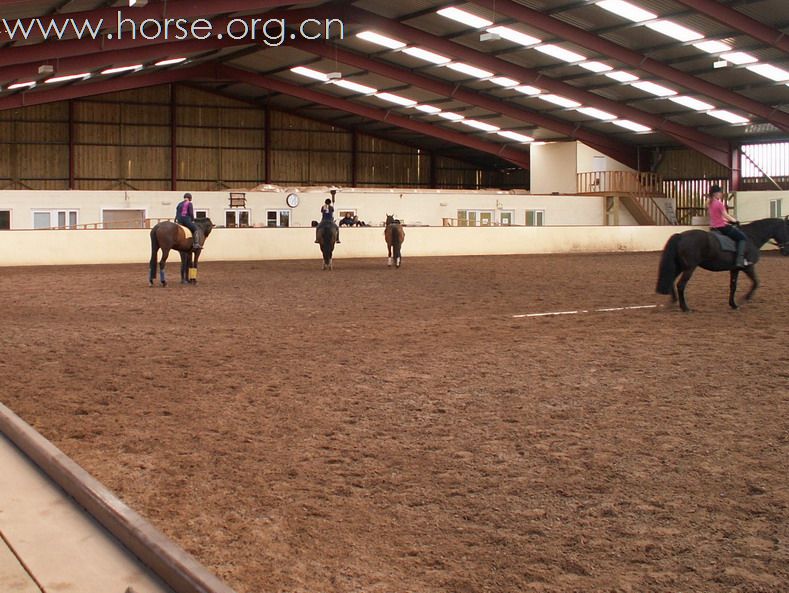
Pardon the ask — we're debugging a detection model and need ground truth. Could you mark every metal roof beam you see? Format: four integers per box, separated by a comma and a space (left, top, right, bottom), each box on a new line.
338, 5, 731, 167
672, 0, 789, 54
216, 64, 530, 169
473, 0, 789, 133
290, 39, 637, 167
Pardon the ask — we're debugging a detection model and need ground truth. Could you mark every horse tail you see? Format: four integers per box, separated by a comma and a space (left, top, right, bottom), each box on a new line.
391, 224, 402, 259
656, 233, 682, 294
149, 226, 160, 281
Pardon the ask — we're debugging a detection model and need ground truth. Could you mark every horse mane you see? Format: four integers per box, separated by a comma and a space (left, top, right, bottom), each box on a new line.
742, 217, 784, 246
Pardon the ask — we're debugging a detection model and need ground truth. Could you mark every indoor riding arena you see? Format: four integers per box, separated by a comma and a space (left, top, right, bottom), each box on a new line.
0, 2, 787, 593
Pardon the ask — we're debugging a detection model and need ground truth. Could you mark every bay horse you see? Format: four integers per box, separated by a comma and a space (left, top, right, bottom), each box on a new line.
316, 220, 338, 270
384, 214, 405, 268
149, 218, 213, 286
656, 217, 789, 311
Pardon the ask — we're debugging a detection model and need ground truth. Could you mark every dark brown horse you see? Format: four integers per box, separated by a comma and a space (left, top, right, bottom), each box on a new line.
149, 218, 213, 286
656, 217, 789, 311
384, 214, 405, 268
316, 220, 338, 270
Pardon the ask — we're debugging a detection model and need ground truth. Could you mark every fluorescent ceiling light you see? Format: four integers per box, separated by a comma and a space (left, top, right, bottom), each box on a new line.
445, 62, 494, 78
719, 51, 757, 65
613, 119, 652, 132
402, 47, 451, 64
461, 119, 500, 132
375, 92, 417, 106
539, 94, 581, 108
8, 81, 36, 89
290, 66, 329, 82
514, 85, 541, 95
332, 79, 377, 94
437, 7, 493, 29
693, 40, 730, 54
486, 26, 541, 47
45, 72, 91, 84
630, 80, 676, 96
497, 130, 534, 143
576, 106, 617, 120
415, 104, 442, 114
579, 61, 612, 73
596, 0, 656, 22
489, 76, 520, 87
155, 57, 187, 67
669, 95, 714, 111
605, 71, 639, 82
708, 110, 749, 124
438, 112, 464, 121
535, 44, 586, 63
746, 63, 789, 82
645, 21, 704, 42
101, 64, 143, 75
356, 31, 405, 49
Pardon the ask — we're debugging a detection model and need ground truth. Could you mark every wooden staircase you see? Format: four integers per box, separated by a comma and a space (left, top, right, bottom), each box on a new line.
577, 171, 674, 225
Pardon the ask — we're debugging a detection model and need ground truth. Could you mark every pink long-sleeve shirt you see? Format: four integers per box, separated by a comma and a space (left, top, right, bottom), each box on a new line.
708, 198, 728, 228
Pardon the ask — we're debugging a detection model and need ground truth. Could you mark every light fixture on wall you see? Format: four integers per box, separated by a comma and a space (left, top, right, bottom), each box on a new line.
326, 72, 342, 80
713, 60, 728, 69
480, 32, 501, 42
37, 64, 54, 75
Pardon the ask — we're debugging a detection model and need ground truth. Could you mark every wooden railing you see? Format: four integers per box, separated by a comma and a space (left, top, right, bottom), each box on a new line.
577, 171, 672, 225
45, 218, 172, 230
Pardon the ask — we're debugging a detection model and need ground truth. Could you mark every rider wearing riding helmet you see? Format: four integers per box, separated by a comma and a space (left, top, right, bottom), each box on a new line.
708, 184, 747, 269
315, 198, 340, 243
175, 192, 201, 250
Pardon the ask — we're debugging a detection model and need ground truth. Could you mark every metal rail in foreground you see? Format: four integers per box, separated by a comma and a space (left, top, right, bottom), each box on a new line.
0, 402, 238, 593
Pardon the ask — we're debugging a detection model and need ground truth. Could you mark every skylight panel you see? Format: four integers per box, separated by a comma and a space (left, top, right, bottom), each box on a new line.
535, 44, 586, 63
497, 130, 534, 143
596, 0, 656, 22
155, 57, 187, 67
461, 119, 500, 132
630, 81, 676, 96
719, 51, 758, 65
332, 79, 377, 94
486, 26, 541, 47
438, 112, 464, 121
45, 73, 91, 84
102, 64, 143, 75
613, 119, 652, 132
445, 62, 494, 78
576, 107, 617, 120
402, 47, 451, 64
579, 61, 613, 73
605, 71, 639, 82
669, 96, 714, 111
7, 81, 36, 90
644, 21, 703, 42
356, 31, 405, 50
437, 7, 493, 29
746, 63, 789, 82
539, 94, 581, 108
375, 92, 417, 106
490, 76, 520, 87
693, 40, 730, 54
514, 85, 541, 95
415, 104, 442, 114
708, 110, 749, 124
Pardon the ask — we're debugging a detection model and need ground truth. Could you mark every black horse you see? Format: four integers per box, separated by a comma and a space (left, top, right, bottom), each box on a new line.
656, 217, 789, 311
316, 220, 338, 270
149, 218, 213, 286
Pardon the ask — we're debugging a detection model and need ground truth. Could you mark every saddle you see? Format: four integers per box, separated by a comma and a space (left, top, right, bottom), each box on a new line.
710, 229, 736, 252
176, 224, 193, 240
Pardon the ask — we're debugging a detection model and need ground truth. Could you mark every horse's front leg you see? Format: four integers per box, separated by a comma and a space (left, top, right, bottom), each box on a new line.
743, 266, 759, 301
676, 268, 695, 312
159, 248, 170, 287
729, 269, 740, 309
191, 250, 200, 284
180, 252, 190, 284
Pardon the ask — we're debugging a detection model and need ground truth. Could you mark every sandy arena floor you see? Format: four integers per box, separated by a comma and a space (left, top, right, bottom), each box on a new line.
1, 252, 787, 593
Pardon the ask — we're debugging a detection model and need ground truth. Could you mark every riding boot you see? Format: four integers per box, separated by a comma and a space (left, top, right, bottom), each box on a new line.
336, 231, 341, 244
735, 240, 747, 269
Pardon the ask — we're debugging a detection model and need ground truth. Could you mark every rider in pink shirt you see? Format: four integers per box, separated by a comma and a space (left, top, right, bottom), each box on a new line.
708, 185, 748, 269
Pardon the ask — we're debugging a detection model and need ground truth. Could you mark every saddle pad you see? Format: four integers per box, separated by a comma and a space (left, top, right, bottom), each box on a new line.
177, 224, 193, 240
710, 230, 736, 252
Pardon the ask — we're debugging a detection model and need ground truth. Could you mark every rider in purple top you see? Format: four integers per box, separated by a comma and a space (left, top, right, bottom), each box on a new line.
175, 192, 201, 250
708, 184, 747, 269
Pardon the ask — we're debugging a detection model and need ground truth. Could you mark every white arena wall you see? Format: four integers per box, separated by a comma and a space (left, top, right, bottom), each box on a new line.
0, 226, 690, 267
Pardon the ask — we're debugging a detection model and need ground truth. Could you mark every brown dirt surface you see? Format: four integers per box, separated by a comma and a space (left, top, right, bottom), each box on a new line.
1, 252, 788, 593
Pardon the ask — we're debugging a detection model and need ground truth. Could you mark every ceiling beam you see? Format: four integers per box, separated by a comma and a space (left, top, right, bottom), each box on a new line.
472, 0, 789, 134
672, 0, 789, 55
337, 5, 732, 167
216, 64, 530, 169
289, 39, 637, 167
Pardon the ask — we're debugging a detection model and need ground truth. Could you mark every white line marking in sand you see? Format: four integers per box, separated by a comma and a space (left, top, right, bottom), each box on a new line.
512, 304, 658, 319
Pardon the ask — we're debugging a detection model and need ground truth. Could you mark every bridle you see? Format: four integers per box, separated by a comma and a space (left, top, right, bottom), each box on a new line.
768, 217, 789, 252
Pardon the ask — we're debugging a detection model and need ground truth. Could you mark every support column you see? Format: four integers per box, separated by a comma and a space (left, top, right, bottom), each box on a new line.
68, 100, 75, 189
730, 143, 741, 192
170, 84, 177, 191
264, 104, 272, 184
350, 129, 358, 187
429, 152, 438, 189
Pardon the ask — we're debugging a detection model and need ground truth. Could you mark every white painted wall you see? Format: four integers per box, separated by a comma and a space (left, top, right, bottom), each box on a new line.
735, 190, 789, 222
0, 226, 690, 268
529, 142, 577, 194
576, 142, 634, 173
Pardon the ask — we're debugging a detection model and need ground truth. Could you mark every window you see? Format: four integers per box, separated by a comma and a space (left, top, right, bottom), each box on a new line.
225, 210, 250, 228
741, 142, 789, 178
525, 210, 545, 226
266, 210, 290, 227
34, 210, 78, 229
500, 211, 514, 226
770, 199, 782, 218
0, 210, 9, 230
457, 209, 495, 227
195, 210, 208, 220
